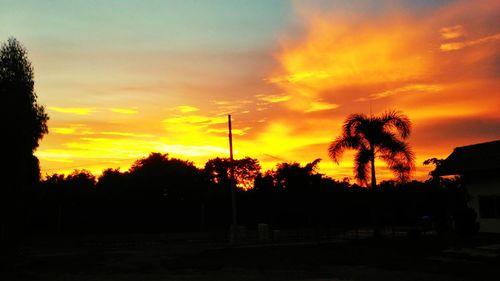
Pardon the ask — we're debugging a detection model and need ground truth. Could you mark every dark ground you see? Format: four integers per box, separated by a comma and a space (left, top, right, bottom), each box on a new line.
2, 231, 499, 281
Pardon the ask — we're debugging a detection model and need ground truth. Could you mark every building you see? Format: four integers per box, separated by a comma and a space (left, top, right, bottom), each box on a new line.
436, 140, 500, 233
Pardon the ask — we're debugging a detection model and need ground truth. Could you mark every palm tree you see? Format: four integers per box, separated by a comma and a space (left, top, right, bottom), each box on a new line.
328, 110, 415, 188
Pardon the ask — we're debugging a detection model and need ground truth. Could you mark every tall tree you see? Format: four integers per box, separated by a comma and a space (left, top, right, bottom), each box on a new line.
0, 38, 48, 245
328, 110, 414, 188
1, 38, 48, 182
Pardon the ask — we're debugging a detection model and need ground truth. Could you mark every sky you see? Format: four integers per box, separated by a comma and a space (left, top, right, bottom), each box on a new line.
1, 0, 499, 183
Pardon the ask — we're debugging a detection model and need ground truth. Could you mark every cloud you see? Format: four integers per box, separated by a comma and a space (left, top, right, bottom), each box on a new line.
100, 131, 153, 138
36, 0, 500, 183
440, 33, 500, 51
109, 108, 139, 114
413, 116, 500, 145
213, 99, 255, 114
358, 84, 442, 101
50, 124, 94, 135
162, 114, 226, 126
48, 107, 97, 115
256, 93, 291, 103
52, 127, 77, 135
305, 101, 339, 112
176, 105, 199, 113
261, 0, 500, 181
269, 71, 332, 84
36, 150, 75, 163
440, 25, 465, 39
155, 144, 227, 157
207, 127, 252, 136
51, 107, 139, 116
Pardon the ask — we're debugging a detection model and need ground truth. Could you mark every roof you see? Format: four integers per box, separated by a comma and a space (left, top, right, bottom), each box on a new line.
436, 140, 500, 176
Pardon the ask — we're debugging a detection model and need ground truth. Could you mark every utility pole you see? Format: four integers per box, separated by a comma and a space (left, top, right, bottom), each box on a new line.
228, 114, 238, 243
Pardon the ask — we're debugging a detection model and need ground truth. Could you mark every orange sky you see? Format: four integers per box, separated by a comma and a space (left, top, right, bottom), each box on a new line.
3, 0, 498, 182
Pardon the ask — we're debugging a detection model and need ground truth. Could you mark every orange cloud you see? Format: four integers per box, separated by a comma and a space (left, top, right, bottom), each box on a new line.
265, 0, 500, 181
176, 105, 199, 113
256, 93, 291, 103
304, 101, 339, 113
440, 33, 500, 51
49, 107, 98, 115
109, 108, 139, 114
36, 0, 499, 184
440, 25, 465, 39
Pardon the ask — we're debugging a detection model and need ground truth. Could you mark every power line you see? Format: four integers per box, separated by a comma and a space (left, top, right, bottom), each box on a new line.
260, 153, 287, 162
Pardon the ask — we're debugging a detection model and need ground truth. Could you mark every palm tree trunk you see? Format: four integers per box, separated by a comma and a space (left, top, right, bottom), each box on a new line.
370, 150, 380, 237
370, 152, 376, 189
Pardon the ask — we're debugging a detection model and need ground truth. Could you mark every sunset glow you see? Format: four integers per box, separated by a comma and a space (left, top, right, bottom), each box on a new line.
2, 0, 498, 182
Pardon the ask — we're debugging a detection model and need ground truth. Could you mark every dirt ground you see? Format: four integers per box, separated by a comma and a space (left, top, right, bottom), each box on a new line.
1, 232, 499, 281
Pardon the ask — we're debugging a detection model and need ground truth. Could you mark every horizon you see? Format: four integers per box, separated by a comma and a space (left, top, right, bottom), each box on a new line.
1, 0, 499, 181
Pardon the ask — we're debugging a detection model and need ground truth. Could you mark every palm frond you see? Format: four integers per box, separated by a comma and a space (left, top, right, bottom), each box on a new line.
381, 110, 411, 139
328, 135, 360, 164
343, 113, 369, 137
382, 155, 414, 182
379, 138, 415, 182
377, 130, 412, 156
305, 158, 322, 173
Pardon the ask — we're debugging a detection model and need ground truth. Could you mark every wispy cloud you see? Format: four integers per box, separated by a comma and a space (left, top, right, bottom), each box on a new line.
441, 33, 500, 51
100, 131, 153, 138
155, 144, 228, 157
52, 127, 77, 135
162, 114, 226, 126
207, 127, 251, 136
357, 84, 442, 101
36, 150, 75, 163
51, 124, 94, 135
109, 108, 138, 114
305, 101, 339, 113
49, 107, 98, 115
256, 94, 291, 103
213, 99, 254, 114
269, 71, 332, 84
176, 105, 199, 113
440, 25, 465, 39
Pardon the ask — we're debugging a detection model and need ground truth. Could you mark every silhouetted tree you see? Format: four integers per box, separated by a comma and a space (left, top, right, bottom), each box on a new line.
0, 38, 48, 247
97, 168, 124, 189
423, 158, 445, 184
273, 159, 322, 191
328, 110, 414, 188
128, 152, 202, 200
1, 38, 48, 179
66, 169, 96, 190
25, 150, 468, 236
204, 157, 261, 190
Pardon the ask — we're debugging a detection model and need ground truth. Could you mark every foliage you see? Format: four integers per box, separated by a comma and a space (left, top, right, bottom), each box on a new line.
128, 152, 203, 201
328, 110, 415, 188
423, 157, 445, 183
1, 37, 48, 161
204, 157, 261, 190
272, 159, 322, 191
27, 153, 470, 234
0, 37, 49, 248
66, 170, 96, 187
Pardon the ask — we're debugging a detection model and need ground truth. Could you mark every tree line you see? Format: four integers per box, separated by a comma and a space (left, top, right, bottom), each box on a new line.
27, 152, 468, 235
